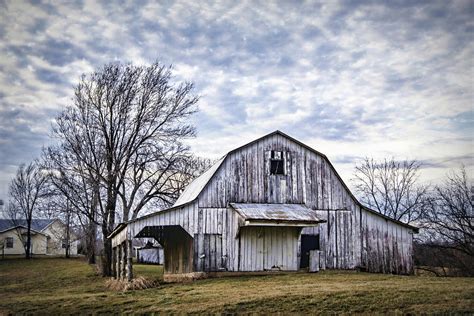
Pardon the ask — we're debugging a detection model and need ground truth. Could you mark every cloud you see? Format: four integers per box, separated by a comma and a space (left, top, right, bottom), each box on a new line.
0, 0, 472, 198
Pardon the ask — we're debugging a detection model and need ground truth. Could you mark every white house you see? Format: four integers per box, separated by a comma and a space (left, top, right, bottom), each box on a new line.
0, 219, 78, 256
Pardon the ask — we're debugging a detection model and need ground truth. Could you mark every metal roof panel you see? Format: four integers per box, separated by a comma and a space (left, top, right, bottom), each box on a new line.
230, 203, 325, 223
172, 156, 226, 208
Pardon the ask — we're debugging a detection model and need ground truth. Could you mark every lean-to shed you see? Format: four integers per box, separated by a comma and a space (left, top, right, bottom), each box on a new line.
110, 131, 418, 280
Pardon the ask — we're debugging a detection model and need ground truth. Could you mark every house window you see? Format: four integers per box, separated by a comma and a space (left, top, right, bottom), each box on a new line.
270, 150, 285, 175
61, 239, 67, 249
6, 237, 13, 248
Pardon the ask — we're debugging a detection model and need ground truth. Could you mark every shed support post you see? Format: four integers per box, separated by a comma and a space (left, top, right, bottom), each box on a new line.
115, 246, 121, 279
112, 247, 117, 278
116, 245, 120, 279
126, 238, 133, 281
121, 242, 126, 280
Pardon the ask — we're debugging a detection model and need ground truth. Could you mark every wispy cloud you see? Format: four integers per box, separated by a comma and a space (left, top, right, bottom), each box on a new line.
0, 0, 472, 197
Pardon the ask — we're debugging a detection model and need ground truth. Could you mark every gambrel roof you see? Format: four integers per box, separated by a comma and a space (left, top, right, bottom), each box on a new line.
172, 130, 329, 208
111, 130, 418, 237
171, 130, 418, 232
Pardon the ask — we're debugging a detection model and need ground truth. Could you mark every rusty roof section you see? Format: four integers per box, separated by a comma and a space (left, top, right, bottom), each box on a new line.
230, 203, 326, 224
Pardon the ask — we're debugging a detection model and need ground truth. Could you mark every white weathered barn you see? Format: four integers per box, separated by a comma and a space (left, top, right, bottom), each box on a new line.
110, 131, 418, 280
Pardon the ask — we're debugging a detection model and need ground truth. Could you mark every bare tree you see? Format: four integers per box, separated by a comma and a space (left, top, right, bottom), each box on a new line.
352, 157, 428, 224
8, 161, 48, 259
420, 166, 473, 275
43, 145, 103, 264
123, 154, 215, 218
50, 61, 198, 276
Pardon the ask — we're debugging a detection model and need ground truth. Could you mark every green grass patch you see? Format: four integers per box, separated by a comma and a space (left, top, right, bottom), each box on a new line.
0, 257, 472, 314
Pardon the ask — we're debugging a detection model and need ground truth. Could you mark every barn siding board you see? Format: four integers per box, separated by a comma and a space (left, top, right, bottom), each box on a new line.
197, 232, 202, 272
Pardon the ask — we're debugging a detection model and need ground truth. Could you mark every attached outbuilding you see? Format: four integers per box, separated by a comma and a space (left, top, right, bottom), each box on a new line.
136, 241, 164, 265
110, 131, 418, 280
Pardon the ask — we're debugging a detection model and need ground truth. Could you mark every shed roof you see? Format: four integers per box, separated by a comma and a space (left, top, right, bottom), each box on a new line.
230, 203, 325, 225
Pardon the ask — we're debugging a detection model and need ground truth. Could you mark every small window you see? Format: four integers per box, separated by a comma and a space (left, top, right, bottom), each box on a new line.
61, 239, 67, 249
270, 150, 285, 175
6, 237, 13, 248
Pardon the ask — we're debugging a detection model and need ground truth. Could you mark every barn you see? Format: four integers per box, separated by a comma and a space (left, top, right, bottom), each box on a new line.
110, 131, 418, 280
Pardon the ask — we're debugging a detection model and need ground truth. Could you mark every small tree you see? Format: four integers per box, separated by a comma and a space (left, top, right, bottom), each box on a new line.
8, 161, 48, 259
42, 147, 101, 264
352, 157, 428, 224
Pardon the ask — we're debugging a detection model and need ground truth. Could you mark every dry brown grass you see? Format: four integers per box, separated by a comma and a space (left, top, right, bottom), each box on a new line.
105, 276, 160, 291
0, 257, 472, 314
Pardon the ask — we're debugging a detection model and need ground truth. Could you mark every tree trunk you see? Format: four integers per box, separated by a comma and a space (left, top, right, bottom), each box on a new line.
101, 227, 112, 276
87, 220, 96, 264
101, 174, 116, 276
65, 208, 71, 258
65, 234, 70, 258
26, 220, 32, 259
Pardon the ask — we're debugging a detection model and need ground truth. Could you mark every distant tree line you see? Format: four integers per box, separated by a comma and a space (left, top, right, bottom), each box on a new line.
353, 158, 473, 276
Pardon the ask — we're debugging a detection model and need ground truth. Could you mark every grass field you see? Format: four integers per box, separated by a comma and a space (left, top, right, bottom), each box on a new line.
0, 257, 472, 314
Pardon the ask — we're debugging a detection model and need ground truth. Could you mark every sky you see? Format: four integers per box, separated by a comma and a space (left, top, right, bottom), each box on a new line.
0, 0, 473, 202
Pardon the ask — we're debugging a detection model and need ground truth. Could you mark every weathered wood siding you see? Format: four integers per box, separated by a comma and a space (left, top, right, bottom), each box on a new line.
112, 204, 241, 273
197, 133, 414, 274
238, 226, 301, 271
163, 226, 194, 274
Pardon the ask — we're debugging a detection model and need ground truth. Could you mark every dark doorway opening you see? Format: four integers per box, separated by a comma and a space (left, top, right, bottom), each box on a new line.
300, 234, 320, 269
136, 225, 194, 274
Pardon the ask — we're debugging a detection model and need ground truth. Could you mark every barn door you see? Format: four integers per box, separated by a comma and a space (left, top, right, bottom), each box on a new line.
239, 226, 300, 271
300, 234, 320, 269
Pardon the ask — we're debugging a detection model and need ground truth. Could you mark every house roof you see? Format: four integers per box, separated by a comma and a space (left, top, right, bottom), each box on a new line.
231, 203, 326, 225
136, 241, 163, 250
0, 219, 55, 233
